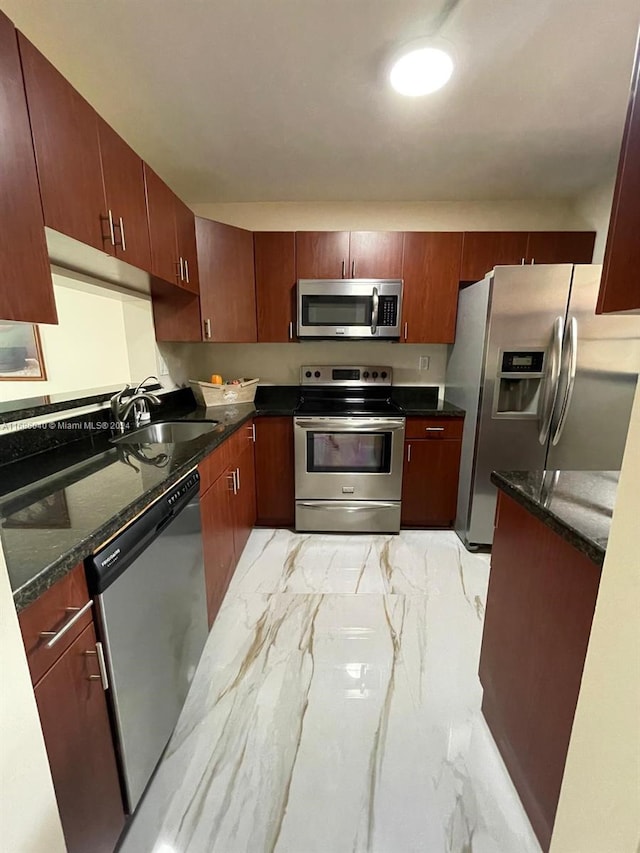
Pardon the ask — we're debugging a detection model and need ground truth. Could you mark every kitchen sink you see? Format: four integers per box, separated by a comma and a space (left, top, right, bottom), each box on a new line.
112, 420, 220, 445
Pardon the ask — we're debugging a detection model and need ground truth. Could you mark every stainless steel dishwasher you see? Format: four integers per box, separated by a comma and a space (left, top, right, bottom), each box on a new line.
85, 468, 208, 813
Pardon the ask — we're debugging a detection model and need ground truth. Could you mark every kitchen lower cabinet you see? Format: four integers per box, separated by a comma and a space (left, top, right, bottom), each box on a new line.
401, 232, 463, 343
200, 466, 236, 627
255, 231, 297, 342
597, 33, 640, 313
0, 13, 56, 325
254, 417, 295, 526
197, 218, 257, 342
199, 422, 257, 627
479, 492, 601, 851
401, 417, 463, 527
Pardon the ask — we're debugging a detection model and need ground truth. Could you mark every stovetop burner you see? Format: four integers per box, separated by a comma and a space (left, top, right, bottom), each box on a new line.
295, 365, 403, 417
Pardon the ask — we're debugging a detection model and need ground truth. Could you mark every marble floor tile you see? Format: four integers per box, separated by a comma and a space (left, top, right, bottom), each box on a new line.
118, 530, 541, 853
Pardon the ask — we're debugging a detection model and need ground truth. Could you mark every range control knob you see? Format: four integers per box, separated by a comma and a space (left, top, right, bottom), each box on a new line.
372, 371, 379, 379
363, 371, 370, 379
305, 370, 312, 378
314, 370, 321, 378
381, 371, 388, 379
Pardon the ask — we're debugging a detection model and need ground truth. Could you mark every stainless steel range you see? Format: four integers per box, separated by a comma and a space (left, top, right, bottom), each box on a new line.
294, 365, 405, 533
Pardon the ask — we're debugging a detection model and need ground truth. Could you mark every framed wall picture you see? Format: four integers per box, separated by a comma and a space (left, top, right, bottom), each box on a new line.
0, 323, 47, 381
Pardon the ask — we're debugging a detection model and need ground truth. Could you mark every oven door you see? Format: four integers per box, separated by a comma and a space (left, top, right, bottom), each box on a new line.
297, 279, 402, 338
294, 417, 406, 501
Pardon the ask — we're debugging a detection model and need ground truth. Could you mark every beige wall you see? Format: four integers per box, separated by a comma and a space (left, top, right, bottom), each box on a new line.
160, 341, 448, 391
0, 270, 165, 403
192, 199, 585, 232
0, 545, 66, 853
572, 177, 616, 263
550, 380, 640, 853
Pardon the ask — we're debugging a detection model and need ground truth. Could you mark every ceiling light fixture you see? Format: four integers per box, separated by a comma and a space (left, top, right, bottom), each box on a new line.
389, 45, 454, 96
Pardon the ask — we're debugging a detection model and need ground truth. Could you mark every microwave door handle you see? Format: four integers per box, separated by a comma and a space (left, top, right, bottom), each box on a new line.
371, 286, 379, 335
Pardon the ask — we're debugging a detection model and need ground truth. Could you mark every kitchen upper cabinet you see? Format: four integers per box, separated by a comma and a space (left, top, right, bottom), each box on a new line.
401, 232, 463, 343
34, 622, 125, 853
145, 164, 181, 284
255, 417, 295, 526
597, 35, 640, 313
348, 231, 404, 278
526, 231, 595, 265
175, 198, 200, 294
0, 13, 56, 324
479, 492, 600, 850
97, 117, 151, 272
460, 232, 530, 281
295, 231, 350, 279
18, 32, 107, 253
197, 218, 257, 342
255, 232, 297, 342
200, 467, 236, 627
401, 418, 464, 527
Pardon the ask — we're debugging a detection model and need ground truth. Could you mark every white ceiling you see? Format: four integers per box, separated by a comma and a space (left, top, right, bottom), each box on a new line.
3, 0, 639, 203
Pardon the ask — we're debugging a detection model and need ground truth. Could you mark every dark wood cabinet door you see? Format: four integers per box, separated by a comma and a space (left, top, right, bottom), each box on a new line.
401, 232, 463, 343
460, 232, 529, 282
150, 277, 202, 341
597, 38, 640, 313
201, 469, 236, 627
401, 438, 462, 527
144, 164, 179, 285
97, 117, 151, 272
295, 231, 350, 278
479, 494, 600, 850
0, 14, 56, 324
255, 417, 295, 526
255, 232, 296, 342
34, 622, 124, 853
526, 231, 595, 265
232, 439, 257, 561
197, 218, 257, 342
348, 231, 404, 278
175, 199, 200, 294
18, 32, 106, 253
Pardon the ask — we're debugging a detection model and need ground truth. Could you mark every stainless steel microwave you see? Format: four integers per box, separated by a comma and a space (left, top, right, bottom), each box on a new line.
297, 279, 403, 339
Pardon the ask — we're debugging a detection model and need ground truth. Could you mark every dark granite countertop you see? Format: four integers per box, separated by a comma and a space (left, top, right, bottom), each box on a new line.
390, 386, 465, 417
491, 470, 619, 566
2, 402, 258, 612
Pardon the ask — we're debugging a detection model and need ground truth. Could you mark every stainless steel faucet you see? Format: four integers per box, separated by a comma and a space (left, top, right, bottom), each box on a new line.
111, 378, 161, 433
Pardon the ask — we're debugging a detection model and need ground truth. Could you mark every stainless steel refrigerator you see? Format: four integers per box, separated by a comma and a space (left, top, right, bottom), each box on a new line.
446, 264, 640, 548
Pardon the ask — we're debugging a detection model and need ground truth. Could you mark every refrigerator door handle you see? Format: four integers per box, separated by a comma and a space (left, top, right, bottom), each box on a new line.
551, 316, 578, 446
538, 316, 564, 445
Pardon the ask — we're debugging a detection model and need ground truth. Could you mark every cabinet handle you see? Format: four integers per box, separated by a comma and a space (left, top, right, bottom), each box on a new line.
107, 209, 116, 246
184, 259, 190, 283
521, 258, 526, 265
530, 258, 535, 265
40, 600, 93, 649
118, 216, 126, 252
179, 256, 185, 281
341, 259, 346, 278
351, 259, 356, 277
248, 423, 256, 443
87, 642, 109, 690
404, 322, 408, 341
227, 472, 237, 495
235, 466, 240, 491
204, 319, 212, 339
425, 426, 444, 432
407, 444, 411, 463
288, 321, 293, 340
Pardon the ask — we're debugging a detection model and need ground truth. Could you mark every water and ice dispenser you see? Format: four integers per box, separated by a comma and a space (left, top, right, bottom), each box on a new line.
493, 350, 546, 418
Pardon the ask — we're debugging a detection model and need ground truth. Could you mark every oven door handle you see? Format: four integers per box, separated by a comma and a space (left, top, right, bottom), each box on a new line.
294, 418, 405, 431
371, 286, 379, 335
298, 501, 399, 511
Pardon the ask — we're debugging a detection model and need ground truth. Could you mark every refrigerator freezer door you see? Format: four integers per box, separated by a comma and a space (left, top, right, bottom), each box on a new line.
466, 265, 573, 545
546, 265, 640, 470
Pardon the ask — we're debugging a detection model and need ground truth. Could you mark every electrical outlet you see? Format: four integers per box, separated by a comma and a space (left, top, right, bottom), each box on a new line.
419, 356, 430, 371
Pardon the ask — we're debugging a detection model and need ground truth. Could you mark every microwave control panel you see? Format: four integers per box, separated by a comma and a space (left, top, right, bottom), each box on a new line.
379, 295, 398, 326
